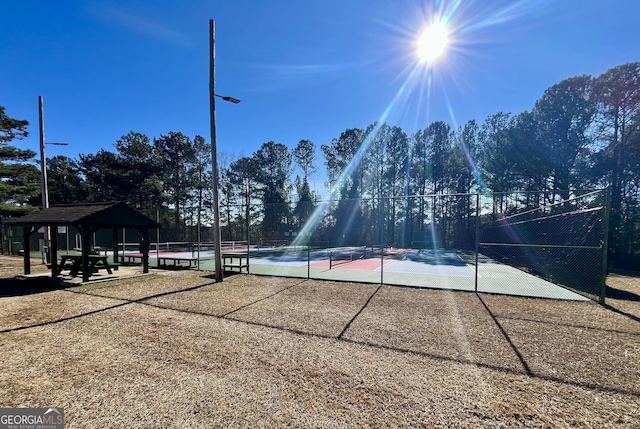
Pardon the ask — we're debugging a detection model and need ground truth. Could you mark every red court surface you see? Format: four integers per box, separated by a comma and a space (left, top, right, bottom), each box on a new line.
309, 258, 391, 270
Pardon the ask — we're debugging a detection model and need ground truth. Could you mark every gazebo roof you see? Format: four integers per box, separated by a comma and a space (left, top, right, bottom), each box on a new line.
5, 202, 160, 228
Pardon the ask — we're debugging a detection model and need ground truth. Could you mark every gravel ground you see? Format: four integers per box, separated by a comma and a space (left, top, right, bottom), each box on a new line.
1, 256, 639, 428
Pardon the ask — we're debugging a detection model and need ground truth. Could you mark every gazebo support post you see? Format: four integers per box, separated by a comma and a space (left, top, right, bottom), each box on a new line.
81, 224, 91, 283
50, 227, 58, 278
22, 226, 31, 275
112, 227, 119, 269
138, 227, 150, 273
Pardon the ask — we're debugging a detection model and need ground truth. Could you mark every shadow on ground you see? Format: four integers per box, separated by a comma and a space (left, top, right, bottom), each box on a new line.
607, 285, 640, 302
0, 276, 66, 298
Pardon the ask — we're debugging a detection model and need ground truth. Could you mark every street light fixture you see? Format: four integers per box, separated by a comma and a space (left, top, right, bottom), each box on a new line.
210, 19, 240, 282
215, 94, 241, 104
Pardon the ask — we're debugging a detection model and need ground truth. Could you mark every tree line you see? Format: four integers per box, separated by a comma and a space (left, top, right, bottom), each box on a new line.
1, 62, 638, 268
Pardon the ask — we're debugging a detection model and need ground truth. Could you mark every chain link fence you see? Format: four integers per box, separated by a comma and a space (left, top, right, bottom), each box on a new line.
477, 189, 608, 301
125, 189, 608, 303
8, 190, 607, 302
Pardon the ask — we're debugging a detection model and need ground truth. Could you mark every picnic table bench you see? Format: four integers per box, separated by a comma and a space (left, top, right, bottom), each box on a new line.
157, 256, 199, 268
56, 254, 113, 277
121, 254, 143, 265
222, 252, 249, 273
120, 253, 198, 268
120, 251, 249, 272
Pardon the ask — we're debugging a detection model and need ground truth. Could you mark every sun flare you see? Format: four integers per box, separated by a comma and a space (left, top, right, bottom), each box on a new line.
417, 21, 449, 63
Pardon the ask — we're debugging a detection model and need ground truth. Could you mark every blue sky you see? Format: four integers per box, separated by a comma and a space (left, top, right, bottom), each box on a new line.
2, 0, 639, 196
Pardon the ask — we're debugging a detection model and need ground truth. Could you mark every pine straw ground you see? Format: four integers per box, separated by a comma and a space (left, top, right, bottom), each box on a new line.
0, 257, 639, 428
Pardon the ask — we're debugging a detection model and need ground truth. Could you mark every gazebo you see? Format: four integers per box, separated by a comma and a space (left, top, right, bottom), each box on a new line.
5, 202, 160, 282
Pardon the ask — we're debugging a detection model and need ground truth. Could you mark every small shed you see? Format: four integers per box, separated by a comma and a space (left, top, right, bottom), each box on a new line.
6, 202, 160, 282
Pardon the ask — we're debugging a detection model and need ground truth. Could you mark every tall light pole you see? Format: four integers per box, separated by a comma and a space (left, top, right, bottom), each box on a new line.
209, 19, 240, 282
38, 96, 49, 212
38, 96, 68, 260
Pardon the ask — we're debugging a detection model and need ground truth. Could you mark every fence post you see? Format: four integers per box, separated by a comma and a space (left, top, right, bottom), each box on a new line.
599, 187, 611, 305
475, 193, 480, 293
380, 245, 384, 286
307, 242, 310, 279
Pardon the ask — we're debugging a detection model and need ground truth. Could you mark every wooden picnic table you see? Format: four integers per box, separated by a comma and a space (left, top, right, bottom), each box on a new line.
56, 254, 113, 277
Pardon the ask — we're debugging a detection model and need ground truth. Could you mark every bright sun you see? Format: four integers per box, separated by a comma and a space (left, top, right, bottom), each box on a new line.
417, 21, 449, 63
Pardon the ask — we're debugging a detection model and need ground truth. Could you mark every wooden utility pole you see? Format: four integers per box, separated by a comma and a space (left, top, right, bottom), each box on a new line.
209, 19, 223, 282
38, 96, 51, 262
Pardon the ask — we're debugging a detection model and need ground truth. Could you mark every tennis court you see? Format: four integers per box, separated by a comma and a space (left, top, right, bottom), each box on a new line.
241, 246, 589, 301
85, 240, 589, 301
100, 213, 599, 304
